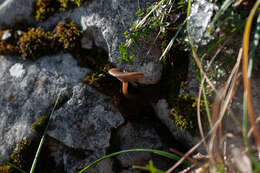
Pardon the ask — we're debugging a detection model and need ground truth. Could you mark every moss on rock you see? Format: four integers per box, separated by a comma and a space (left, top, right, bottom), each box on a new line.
33, 0, 93, 21
169, 94, 207, 134
0, 21, 82, 60
10, 140, 34, 171
0, 165, 14, 173
18, 28, 52, 60
53, 21, 82, 51
34, 0, 60, 22
0, 139, 59, 173
32, 115, 48, 134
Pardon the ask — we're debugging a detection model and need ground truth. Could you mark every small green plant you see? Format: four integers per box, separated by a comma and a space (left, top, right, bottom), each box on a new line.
117, 44, 135, 64
83, 72, 105, 87
133, 160, 165, 173
118, 0, 188, 64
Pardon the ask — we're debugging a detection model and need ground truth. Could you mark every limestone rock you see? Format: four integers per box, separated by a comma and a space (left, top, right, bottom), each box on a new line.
0, 53, 124, 172
0, 53, 88, 159
48, 83, 124, 150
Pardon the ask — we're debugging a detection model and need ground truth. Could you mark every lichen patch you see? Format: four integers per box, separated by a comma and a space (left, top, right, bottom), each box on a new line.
9, 63, 26, 78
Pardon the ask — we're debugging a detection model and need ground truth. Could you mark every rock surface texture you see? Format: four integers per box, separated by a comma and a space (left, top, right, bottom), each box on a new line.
0, 54, 88, 158
0, 54, 124, 172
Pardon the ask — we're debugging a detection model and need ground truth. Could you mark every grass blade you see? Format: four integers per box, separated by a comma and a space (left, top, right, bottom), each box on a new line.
78, 148, 192, 173
208, 0, 235, 32
29, 91, 62, 173
135, 0, 167, 29
242, 0, 260, 152
159, 20, 186, 61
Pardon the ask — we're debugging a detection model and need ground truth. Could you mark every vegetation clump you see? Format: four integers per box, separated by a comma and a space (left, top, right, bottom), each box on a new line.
33, 0, 92, 21
0, 140, 39, 173
0, 139, 57, 173
169, 94, 207, 133
0, 21, 81, 60
18, 28, 52, 60
10, 140, 35, 171
0, 165, 13, 173
34, 0, 60, 22
32, 115, 48, 134
53, 21, 82, 51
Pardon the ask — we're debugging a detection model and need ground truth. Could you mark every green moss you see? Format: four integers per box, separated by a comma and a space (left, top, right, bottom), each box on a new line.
33, 0, 93, 21
18, 28, 52, 60
0, 21, 81, 60
83, 64, 113, 88
0, 139, 60, 173
83, 72, 104, 87
157, 21, 201, 133
53, 21, 82, 51
10, 140, 34, 171
0, 165, 14, 173
169, 94, 207, 133
0, 140, 34, 173
34, 0, 60, 21
32, 115, 48, 134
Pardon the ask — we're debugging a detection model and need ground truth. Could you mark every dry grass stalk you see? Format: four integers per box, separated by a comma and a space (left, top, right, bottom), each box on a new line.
197, 41, 227, 150
166, 48, 243, 173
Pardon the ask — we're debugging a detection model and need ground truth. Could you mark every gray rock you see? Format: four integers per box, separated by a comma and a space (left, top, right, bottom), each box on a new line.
39, 0, 162, 84
0, 53, 124, 172
47, 139, 114, 173
48, 83, 124, 150
0, 53, 88, 159
116, 122, 163, 167
0, 0, 37, 29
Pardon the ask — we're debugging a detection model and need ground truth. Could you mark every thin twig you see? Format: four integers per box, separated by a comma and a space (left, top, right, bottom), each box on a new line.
197, 40, 226, 148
